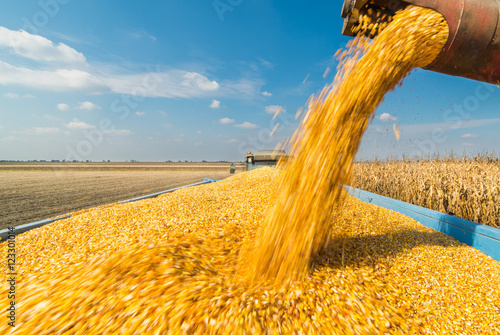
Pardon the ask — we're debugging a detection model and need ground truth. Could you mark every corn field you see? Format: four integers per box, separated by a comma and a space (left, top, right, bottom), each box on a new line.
351, 154, 500, 229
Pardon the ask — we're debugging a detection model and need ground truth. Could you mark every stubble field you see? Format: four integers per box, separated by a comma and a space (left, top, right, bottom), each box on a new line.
352, 156, 500, 229
0, 162, 245, 230
4, 158, 499, 231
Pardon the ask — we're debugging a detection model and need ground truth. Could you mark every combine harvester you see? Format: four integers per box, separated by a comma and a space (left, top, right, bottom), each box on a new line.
1, 0, 499, 263
245, 150, 288, 171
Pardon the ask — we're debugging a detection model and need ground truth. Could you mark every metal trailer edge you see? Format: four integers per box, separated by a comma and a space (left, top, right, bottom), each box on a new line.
0, 179, 217, 242
344, 185, 500, 262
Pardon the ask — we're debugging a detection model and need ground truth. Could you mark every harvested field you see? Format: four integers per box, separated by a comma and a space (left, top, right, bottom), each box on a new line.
0, 162, 245, 230
0, 162, 242, 171
352, 156, 500, 228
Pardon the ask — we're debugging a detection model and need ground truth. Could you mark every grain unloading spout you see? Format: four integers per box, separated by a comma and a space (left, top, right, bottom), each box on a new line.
341, 0, 500, 85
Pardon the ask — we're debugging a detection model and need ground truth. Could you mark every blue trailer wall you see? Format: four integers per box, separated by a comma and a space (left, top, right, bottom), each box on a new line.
345, 186, 500, 262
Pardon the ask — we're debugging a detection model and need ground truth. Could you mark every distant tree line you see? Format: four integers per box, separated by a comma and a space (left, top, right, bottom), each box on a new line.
0, 159, 243, 163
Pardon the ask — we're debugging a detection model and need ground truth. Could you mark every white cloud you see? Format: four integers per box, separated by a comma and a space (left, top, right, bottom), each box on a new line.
65, 118, 95, 130
194, 141, 203, 147
0, 60, 258, 99
461, 133, 479, 139
103, 70, 219, 98
234, 121, 259, 129
181, 72, 219, 91
0, 27, 86, 63
210, 99, 221, 109
57, 103, 71, 111
0, 29, 266, 100
219, 118, 235, 124
462, 142, 474, 147
130, 29, 157, 41
265, 105, 284, 115
76, 102, 101, 111
197, 130, 202, 134
401, 118, 500, 134
0, 124, 4, 130
3, 92, 33, 99
25, 127, 60, 135
262, 91, 272, 97
0, 61, 106, 92
136, 111, 146, 116
379, 113, 398, 122
258, 58, 274, 69
218, 77, 265, 99
0, 136, 16, 142
49, 32, 83, 45
104, 129, 133, 136
227, 138, 240, 143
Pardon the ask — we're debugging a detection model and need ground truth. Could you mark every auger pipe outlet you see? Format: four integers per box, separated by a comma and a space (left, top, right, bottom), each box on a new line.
341, 0, 500, 85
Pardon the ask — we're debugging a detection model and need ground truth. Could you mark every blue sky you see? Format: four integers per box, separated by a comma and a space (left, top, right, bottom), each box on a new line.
0, 0, 498, 162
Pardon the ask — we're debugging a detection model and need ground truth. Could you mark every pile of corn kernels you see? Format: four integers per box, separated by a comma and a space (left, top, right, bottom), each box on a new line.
1, 167, 499, 334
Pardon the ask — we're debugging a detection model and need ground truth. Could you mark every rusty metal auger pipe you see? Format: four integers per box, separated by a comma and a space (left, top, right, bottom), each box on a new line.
341, 0, 500, 85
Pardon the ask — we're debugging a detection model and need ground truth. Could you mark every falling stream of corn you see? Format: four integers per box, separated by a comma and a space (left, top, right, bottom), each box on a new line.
237, 5, 450, 285
2, 5, 500, 335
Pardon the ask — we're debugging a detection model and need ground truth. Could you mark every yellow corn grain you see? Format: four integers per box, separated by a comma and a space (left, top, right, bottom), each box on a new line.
239, 5, 449, 285
2, 4, 496, 335
1, 168, 499, 334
